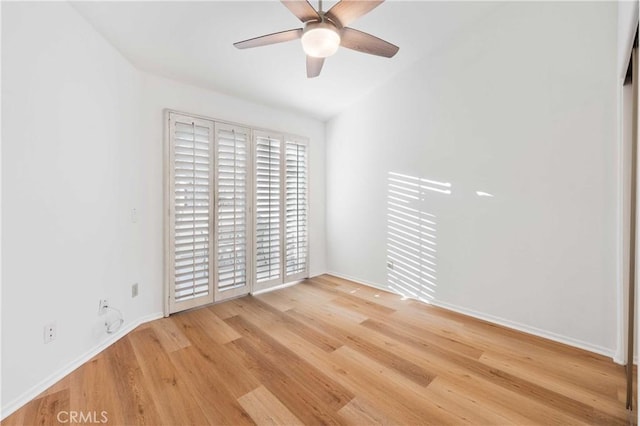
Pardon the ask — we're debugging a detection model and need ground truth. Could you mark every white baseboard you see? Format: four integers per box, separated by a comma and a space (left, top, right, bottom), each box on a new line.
325, 271, 387, 292
251, 280, 302, 296
326, 271, 615, 360
1, 312, 163, 420
613, 346, 638, 366
431, 299, 614, 359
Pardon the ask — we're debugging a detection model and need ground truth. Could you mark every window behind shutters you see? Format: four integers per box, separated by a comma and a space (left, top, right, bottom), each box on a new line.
215, 123, 251, 300
165, 110, 308, 313
167, 113, 214, 313
285, 139, 309, 280
254, 132, 283, 291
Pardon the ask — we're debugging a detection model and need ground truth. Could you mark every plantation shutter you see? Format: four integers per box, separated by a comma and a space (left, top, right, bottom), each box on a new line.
285, 139, 309, 280
168, 113, 214, 313
215, 123, 251, 300
254, 132, 283, 290
166, 110, 309, 313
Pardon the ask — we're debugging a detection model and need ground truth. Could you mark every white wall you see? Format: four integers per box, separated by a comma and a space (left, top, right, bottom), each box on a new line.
326, 2, 618, 355
1, 1, 326, 417
2, 1, 151, 416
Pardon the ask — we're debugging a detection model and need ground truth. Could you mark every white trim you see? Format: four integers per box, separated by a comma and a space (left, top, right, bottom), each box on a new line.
167, 113, 217, 314
326, 271, 615, 360
429, 299, 614, 360
284, 138, 310, 282
251, 279, 303, 296
163, 108, 308, 145
0, 312, 163, 421
616, 76, 627, 365
326, 271, 388, 292
163, 110, 171, 317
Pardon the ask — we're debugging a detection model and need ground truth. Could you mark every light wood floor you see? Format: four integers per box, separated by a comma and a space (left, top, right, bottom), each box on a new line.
3, 275, 635, 425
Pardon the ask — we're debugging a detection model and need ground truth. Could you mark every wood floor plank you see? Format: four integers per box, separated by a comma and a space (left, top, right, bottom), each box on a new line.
104, 335, 163, 425
148, 317, 192, 353
287, 308, 437, 387
425, 376, 588, 426
170, 311, 261, 398
330, 346, 469, 425
4, 274, 633, 426
237, 385, 304, 426
356, 307, 627, 425
355, 311, 601, 424
336, 397, 394, 425
15, 390, 69, 426
332, 294, 396, 320
362, 316, 484, 360
127, 328, 209, 425
254, 290, 297, 312
420, 377, 517, 425
208, 298, 244, 319
278, 331, 446, 425
226, 337, 346, 425
238, 296, 344, 352
168, 346, 255, 425
480, 350, 629, 421
225, 314, 355, 411
286, 284, 370, 322
177, 305, 241, 344
69, 354, 126, 425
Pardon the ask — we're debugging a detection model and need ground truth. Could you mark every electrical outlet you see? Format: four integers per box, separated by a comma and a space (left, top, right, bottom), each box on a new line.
44, 322, 56, 344
132, 283, 139, 298
98, 299, 109, 315
387, 260, 395, 270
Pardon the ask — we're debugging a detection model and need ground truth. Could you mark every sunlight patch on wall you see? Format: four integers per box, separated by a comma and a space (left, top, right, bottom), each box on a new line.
386, 172, 451, 302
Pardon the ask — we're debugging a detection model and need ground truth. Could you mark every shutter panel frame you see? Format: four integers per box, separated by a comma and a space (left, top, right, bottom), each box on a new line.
167, 112, 215, 314
285, 138, 309, 281
214, 122, 252, 301
253, 131, 285, 292
164, 109, 308, 316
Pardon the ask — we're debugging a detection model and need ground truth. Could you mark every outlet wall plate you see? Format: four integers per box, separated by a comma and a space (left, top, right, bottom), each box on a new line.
44, 322, 56, 344
132, 283, 139, 298
98, 299, 108, 315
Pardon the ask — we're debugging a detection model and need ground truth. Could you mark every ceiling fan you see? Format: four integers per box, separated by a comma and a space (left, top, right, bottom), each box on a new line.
233, 0, 399, 78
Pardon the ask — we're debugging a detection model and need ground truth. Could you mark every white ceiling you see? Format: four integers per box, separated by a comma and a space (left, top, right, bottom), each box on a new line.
71, 1, 501, 121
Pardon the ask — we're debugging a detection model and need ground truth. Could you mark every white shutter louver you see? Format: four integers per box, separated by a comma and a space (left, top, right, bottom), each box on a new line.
166, 110, 309, 312
215, 124, 250, 298
255, 133, 282, 288
285, 140, 309, 279
168, 113, 214, 312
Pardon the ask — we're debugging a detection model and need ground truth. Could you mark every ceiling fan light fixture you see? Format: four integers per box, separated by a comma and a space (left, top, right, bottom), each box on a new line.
233, 0, 398, 77
301, 23, 340, 58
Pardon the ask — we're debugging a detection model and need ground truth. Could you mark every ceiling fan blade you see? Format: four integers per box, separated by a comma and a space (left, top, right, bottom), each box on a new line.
306, 56, 325, 78
234, 28, 303, 49
281, 0, 320, 23
340, 27, 398, 58
326, 0, 383, 27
